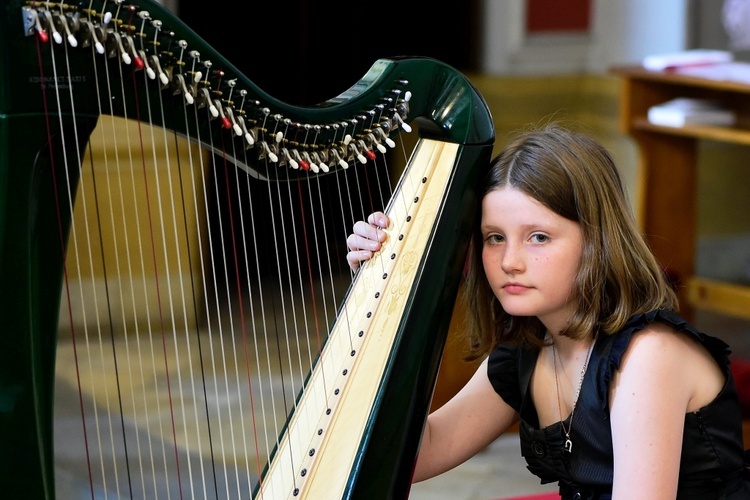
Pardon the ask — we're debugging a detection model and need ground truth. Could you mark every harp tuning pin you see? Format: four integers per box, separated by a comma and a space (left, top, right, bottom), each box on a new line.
237, 116, 255, 146
41, 11, 63, 45
393, 113, 412, 133
208, 98, 219, 118
91, 26, 105, 54
359, 140, 376, 161
260, 141, 279, 163
58, 15, 78, 47
301, 151, 317, 172
140, 50, 156, 79
330, 148, 348, 169
29, 10, 48, 43
281, 148, 298, 169
176, 74, 194, 105
246, 129, 256, 146
291, 150, 309, 171
148, 55, 169, 85
112, 33, 131, 64
349, 142, 367, 164
314, 152, 329, 173
223, 107, 242, 135
368, 133, 387, 154
212, 100, 231, 128
376, 128, 396, 148
125, 36, 143, 69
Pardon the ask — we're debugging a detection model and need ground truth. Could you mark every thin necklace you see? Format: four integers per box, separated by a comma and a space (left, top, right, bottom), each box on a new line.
552, 339, 595, 454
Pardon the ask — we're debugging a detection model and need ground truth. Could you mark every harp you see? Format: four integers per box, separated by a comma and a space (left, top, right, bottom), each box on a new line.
0, 1, 494, 498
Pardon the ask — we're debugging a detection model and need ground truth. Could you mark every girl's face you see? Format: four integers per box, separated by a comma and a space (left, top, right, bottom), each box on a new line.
481, 186, 584, 333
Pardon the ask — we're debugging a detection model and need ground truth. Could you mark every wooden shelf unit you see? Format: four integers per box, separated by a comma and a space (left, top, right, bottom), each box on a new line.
611, 66, 750, 320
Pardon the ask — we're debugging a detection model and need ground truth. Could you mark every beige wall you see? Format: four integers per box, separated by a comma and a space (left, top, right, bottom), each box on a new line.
469, 73, 641, 216
60, 117, 207, 335
469, 73, 750, 240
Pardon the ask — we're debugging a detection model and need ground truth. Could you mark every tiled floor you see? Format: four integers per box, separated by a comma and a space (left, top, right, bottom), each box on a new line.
51, 305, 748, 499
408, 436, 558, 499
52, 327, 558, 500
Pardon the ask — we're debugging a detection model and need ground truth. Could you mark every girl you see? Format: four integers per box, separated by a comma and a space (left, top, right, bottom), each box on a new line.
346, 124, 750, 499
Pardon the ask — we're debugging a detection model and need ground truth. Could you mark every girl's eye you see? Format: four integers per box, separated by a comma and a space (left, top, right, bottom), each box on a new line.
485, 234, 504, 244
530, 233, 549, 244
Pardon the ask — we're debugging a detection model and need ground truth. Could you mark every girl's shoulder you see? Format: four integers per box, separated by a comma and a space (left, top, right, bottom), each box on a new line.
601, 309, 731, 373
593, 309, 732, 409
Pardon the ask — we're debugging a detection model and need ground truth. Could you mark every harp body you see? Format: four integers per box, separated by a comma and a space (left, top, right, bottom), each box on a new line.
0, 1, 494, 498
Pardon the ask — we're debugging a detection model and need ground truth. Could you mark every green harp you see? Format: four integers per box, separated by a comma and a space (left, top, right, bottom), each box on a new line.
0, 1, 494, 498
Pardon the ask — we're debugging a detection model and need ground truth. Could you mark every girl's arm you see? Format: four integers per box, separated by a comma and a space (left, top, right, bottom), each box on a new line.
413, 357, 518, 482
609, 323, 725, 499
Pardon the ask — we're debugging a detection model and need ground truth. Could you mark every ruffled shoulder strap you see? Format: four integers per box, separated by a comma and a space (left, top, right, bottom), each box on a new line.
488, 343, 524, 412
608, 309, 731, 370
595, 309, 732, 413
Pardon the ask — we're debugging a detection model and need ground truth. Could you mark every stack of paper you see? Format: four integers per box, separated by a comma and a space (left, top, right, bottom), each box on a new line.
642, 49, 733, 71
647, 98, 736, 127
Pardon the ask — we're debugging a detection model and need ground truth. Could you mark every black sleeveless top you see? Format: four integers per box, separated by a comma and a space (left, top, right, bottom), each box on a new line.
487, 309, 750, 499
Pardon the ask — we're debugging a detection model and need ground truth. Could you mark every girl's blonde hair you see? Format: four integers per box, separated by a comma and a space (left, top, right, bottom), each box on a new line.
463, 124, 678, 357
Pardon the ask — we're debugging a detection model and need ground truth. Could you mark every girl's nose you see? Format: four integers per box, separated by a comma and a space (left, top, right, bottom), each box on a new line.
500, 242, 524, 274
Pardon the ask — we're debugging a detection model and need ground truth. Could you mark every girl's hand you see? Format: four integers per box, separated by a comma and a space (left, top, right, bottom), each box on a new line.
346, 211, 390, 271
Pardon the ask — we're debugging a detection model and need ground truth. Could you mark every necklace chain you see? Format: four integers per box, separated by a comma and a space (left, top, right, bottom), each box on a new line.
552, 339, 594, 454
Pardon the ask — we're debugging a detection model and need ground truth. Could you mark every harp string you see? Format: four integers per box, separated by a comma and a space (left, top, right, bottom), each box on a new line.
51, 56, 407, 500
31, 4, 420, 498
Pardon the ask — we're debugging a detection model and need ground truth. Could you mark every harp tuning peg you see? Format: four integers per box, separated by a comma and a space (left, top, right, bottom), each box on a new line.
349, 142, 367, 164
302, 152, 318, 173
260, 141, 279, 163
292, 150, 309, 171
315, 152, 329, 173
27, 9, 49, 43
330, 148, 348, 169
281, 148, 298, 169
393, 113, 412, 133
358, 140, 376, 161
368, 133, 387, 154
237, 116, 255, 146
139, 50, 156, 79
375, 127, 396, 148
175, 74, 194, 105
41, 10, 63, 44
